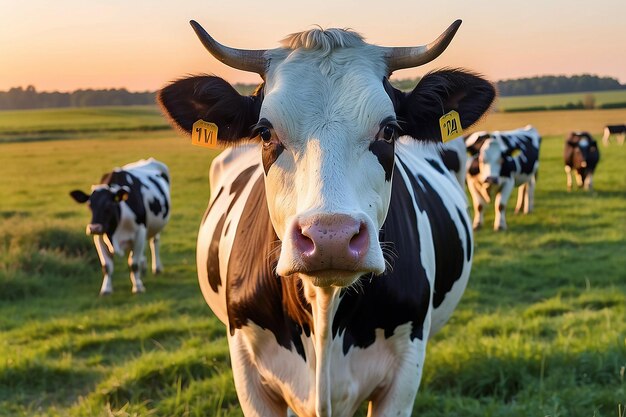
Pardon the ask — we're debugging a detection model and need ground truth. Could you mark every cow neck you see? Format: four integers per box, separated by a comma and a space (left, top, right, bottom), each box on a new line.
302, 282, 341, 417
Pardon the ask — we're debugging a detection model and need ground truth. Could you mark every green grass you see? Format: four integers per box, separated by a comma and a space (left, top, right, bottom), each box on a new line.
496, 89, 626, 111
0, 108, 625, 416
0, 106, 168, 143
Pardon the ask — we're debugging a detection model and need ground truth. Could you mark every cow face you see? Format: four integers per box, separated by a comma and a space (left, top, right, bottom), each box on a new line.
70, 186, 129, 236
477, 138, 503, 185
159, 23, 495, 287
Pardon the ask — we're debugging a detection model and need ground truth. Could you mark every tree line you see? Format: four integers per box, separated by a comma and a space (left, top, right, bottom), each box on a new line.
496, 75, 625, 96
1, 75, 625, 110
0, 86, 156, 110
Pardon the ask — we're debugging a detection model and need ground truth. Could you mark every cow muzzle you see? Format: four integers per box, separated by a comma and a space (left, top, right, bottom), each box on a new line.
276, 213, 383, 286
86, 223, 104, 235
484, 176, 499, 185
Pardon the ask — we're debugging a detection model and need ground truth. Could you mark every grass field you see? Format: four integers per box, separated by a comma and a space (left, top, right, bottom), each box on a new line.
0, 106, 169, 143
0, 106, 625, 416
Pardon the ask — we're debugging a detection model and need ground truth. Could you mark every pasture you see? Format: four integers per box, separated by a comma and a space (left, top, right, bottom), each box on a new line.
0, 106, 625, 417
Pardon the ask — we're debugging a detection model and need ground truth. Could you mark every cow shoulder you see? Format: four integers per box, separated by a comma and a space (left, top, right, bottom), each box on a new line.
396, 154, 469, 309
107, 170, 147, 226
333, 162, 432, 354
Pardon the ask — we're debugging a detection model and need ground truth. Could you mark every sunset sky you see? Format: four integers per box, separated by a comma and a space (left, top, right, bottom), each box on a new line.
2, 0, 625, 92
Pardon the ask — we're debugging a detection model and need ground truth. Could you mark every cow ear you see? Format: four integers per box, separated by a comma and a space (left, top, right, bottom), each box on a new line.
158, 75, 263, 143
396, 69, 496, 142
70, 190, 89, 204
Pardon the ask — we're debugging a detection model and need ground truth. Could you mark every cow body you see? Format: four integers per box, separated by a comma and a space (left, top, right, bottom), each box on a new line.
465, 125, 541, 231
564, 131, 600, 191
70, 158, 171, 295
439, 136, 468, 188
198, 141, 472, 417
159, 21, 494, 416
602, 124, 626, 146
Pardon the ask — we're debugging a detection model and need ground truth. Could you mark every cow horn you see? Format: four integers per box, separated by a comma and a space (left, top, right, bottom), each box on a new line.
190, 20, 268, 75
384, 19, 462, 73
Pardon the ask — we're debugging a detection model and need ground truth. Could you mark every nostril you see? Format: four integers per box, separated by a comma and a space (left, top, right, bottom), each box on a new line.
294, 226, 315, 255
348, 223, 369, 256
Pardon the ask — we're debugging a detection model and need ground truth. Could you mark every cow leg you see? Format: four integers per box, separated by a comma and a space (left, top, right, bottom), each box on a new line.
525, 176, 536, 213
366, 344, 424, 417
94, 235, 114, 295
619, 133, 625, 146
494, 181, 514, 231
565, 165, 573, 191
514, 183, 526, 214
128, 228, 147, 293
228, 333, 288, 417
575, 170, 584, 188
602, 129, 610, 146
149, 233, 164, 274
466, 176, 485, 230
584, 172, 593, 191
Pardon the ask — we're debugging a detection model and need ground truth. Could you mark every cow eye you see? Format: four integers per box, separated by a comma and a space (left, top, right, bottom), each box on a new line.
377, 123, 398, 143
258, 127, 272, 143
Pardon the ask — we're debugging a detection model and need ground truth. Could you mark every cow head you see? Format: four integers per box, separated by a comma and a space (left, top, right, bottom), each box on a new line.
70, 186, 129, 236
159, 20, 495, 287
567, 132, 595, 169
476, 138, 503, 185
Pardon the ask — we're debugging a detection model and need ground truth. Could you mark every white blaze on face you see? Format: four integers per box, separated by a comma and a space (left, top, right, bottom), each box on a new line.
479, 138, 503, 183
259, 37, 394, 285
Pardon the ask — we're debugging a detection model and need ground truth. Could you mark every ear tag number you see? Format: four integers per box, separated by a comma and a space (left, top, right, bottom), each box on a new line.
191, 120, 220, 149
439, 110, 463, 143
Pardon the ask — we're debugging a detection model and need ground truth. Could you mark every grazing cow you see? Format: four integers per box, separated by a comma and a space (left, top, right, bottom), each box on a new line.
159, 20, 495, 417
602, 124, 626, 146
70, 158, 171, 295
439, 136, 468, 188
564, 131, 600, 191
465, 125, 541, 231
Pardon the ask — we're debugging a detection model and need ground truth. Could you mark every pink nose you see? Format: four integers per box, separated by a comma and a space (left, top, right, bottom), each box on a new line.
87, 223, 103, 235
291, 214, 369, 272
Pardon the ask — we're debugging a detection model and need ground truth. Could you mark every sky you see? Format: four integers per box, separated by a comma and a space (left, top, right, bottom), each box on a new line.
1, 0, 625, 92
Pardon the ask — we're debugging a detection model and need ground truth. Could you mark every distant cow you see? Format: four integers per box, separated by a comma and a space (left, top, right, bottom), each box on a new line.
70, 158, 171, 295
564, 132, 600, 191
602, 124, 626, 146
439, 137, 468, 189
465, 125, 541, 230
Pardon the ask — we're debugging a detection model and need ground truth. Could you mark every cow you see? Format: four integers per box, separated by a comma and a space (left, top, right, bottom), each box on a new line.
70, 158, 171, 295
564, 131, 600, 191
602, 124, 626, 146
439, 136, 468, 188
158, 19, 495, 417
465, 125, 541, 231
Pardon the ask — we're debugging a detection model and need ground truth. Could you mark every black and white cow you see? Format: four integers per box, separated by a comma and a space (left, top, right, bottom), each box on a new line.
70, 158, 171, 295
602, 124, 626, 146
465, 125, 541, 231
159, 20, 495, 417
564, 131, 600, 191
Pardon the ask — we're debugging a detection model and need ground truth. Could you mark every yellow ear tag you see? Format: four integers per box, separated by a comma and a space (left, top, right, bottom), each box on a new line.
191, 120, 220, 149
439, 110, 463, 143
511, 149, 521, 157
